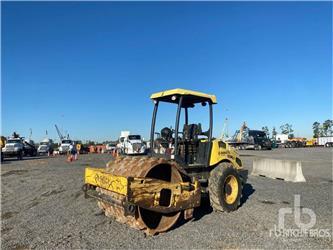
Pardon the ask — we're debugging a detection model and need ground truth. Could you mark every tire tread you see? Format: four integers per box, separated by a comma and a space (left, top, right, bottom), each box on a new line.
209, 162, 243, 212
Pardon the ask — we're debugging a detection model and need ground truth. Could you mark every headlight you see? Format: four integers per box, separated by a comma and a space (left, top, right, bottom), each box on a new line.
14, 147, 20, 151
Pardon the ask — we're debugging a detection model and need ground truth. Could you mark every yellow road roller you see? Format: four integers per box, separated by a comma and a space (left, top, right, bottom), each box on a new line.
83, 88, 247, 235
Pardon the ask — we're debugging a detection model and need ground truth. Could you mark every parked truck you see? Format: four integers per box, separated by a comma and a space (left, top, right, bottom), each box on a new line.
37, 138, 54, 155
2, 137, 25, 160
276, 134, 306, 148
58, 139, 73, 155
117, 131, 146, 155
318, 136, 333, 147
116, 131, 129, 152
23, 139, 37, 157
55, 125, 73, 154
228, 123, 272, 150
305, 138, 318, 147
105, 142, 117, 153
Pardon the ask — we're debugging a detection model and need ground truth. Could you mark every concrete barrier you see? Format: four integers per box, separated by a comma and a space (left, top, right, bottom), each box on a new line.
251, 158, 306, 182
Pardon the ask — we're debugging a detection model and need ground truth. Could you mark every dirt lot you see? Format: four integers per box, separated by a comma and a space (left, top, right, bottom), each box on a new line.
1, 148, 332, 249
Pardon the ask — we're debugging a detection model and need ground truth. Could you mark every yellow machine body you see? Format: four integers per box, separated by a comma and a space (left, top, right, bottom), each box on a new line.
84, 167, 201, 214
83, 88, 246, 235
209, 139, 242, 168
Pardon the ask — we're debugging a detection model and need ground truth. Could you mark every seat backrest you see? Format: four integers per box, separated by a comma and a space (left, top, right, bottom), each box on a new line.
183, 124, 202, 141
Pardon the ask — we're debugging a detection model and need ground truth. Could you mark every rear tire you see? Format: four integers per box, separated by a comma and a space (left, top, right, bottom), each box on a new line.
209, 162, 242, 212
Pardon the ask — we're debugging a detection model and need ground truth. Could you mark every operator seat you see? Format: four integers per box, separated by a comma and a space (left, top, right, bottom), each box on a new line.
182, 124, 203, 164
183, 124, 202, 141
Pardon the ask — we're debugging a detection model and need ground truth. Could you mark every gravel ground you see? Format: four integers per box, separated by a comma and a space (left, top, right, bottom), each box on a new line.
1, 148, 332, 249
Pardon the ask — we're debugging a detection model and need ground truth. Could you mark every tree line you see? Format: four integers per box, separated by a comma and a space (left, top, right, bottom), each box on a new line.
261, 123, 294, 139
261, 119, 333, 140
312, 120, 333, 138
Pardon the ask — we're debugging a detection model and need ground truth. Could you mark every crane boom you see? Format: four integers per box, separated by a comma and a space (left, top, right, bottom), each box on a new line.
55, 124, 64, 140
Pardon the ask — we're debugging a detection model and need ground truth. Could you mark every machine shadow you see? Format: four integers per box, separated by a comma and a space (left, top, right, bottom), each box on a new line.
193, 196, 213, 221
172, 183, 255, 231
173, 196, 212, 230
239, 183, 255, 208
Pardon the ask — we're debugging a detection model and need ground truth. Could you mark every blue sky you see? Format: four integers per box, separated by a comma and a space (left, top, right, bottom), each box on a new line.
2, 2, 332, 142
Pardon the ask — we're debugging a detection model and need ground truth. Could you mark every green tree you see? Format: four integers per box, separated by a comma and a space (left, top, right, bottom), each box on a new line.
312, 121, 321, 138
86, 140, 96, 146
262, 126, 270, 137
322, 120, 333, 136
280, 123, 294, 138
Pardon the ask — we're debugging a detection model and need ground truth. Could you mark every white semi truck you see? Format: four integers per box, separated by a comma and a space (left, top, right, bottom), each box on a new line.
55, 124, 73, 154
58, 139, 73, 155
2, 137, 24, 160
117, 131, 146, 155
37, 138, 54, 155
2, 136, 37, 159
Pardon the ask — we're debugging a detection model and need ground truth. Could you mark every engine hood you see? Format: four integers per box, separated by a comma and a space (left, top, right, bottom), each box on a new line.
38, 145, 49, 150
5, 143, 22, 148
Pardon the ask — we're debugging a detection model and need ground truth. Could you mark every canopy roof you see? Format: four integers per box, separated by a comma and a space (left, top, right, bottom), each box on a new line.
150, 88, 217, 107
